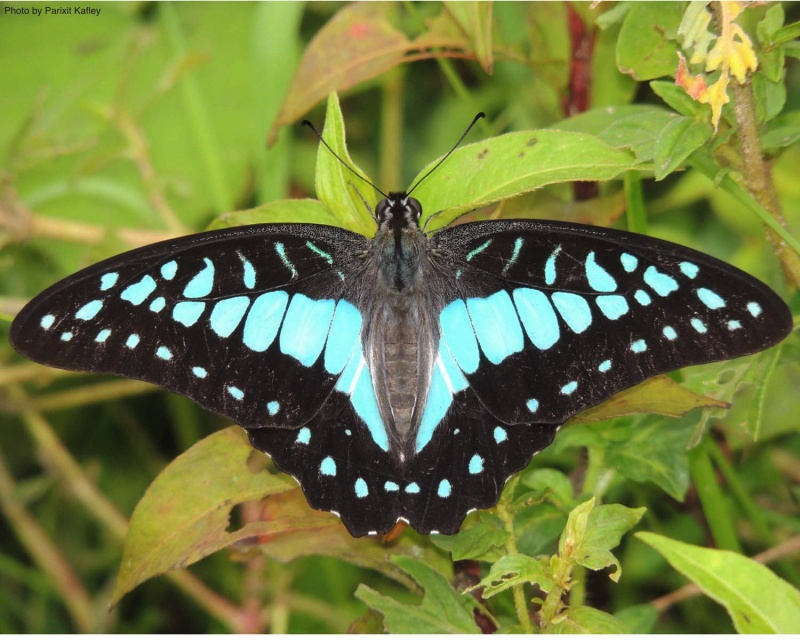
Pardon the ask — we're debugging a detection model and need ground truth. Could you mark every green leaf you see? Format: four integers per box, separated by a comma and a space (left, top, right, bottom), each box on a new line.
207, 198, 342, 230
615, 604, 659, 633
518, 468, 574, 509
414, 130, 637, 230
355, 556, 479, 634
637, 533, 800, 633
650, 80, 709, 119
314, 93, 377, 236
546, 605, 630, 634
616, 3, 683, 80
560, 498, 645, 582
112, 427, 294, 603
761, 110, 800, 151
449, 518, 509, 562
473, 553, 554, 599
654, 116, 713, 180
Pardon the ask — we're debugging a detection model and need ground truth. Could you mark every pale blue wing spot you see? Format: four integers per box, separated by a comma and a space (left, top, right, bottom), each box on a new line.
552, 292, 592, 334
453, 428, 460, 435
585, 251, 617, 292
467, 291, 524, 364
416, 364, 452, 453
345, 429, 352, 436
439, 344, 469, 393
100, 272, 119, 290
621, 253, 638, 272
727, 319, 742, 330
680, 262, 699, 279
545, 246, 561, 285
335, 351, 389, 451
280, 294, 335, 366
126, 334, 140, 349
405, 482, 420, 494
439, 299, 479, 374
149, 297, 166, 313
243, 291, 288, 352
631, 339, 647, 353
75, 299, 103, 321
502, 237, 524, 275
121, 275, 156, 306
305, 241, 334, 264
596, 295, 629, 320
644, 266, 678, 297
173, 301, 206, 327
237, 252, 256, 289
192, 366, 207, 378
60, 331, 73, 342
513, 289, 560, 350
437, 479, 452, 498
598, 359, 612, 372
385, 481, 399, 492
210, 296, 251, 338
296, 427, 311, 445
227, 386, 244, 400
469, 454, 484, 474
561, 380, 578, 395
690, 318, 707, 334
634, 289, 652, 306
324, 300, 362, 375
355, 478, 368, 498
95, 329, 111, 343
663, 326, 677, 340
466, 238, 492, 262
156, 346, 172, 360
160, 261, 177, 280
267, 400, 280, 416
320, 456, 336, 476
455, 269, 462, 279
697, 288, 726, 309
747, 301, 762, 317
526, 398, 539, 412
493, 426, 507, 444
275, 242, 297, 277
40, 314, 55, 330
183, 258, 214, 298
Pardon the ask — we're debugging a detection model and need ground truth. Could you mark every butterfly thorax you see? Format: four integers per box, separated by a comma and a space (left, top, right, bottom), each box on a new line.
366, 193, 437, 453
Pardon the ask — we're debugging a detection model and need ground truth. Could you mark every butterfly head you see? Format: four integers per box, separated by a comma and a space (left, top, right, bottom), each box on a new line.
376, 193, 422, 231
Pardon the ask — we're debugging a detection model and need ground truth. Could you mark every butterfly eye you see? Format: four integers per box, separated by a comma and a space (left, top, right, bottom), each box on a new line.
375, 199, 391, 220
406, 197, 422, 220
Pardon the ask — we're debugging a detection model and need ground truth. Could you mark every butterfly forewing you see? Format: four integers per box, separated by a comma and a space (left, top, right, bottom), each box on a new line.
10, 223, 368, 430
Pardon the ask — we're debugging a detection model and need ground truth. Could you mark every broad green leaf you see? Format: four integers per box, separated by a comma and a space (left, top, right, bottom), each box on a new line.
568, 375, 728, 425
560, 498, 645, 582
653, 116, 713, 180
638, 532, 800, 633
519, 468, 574, 509
546, 605, 630, 634
473, 553, 554, 599
448, 518, 509, 562
445, 1, 493, 73
616, 3, 683, 80
650, 80, 709, 119
207, 198, 342, 230
414, 130, 637, 230
112, 427, 294, 603
604, 416, 694, 500
355, 556, 479, 634
762, 110, 800, 151
515, 503, 569, 557
314, 93, 377, 236
615, 604, 659, 633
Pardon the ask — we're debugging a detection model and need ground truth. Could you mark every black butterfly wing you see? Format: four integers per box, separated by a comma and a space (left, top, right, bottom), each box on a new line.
430, 219, 793, 429
10, 223, 369, 431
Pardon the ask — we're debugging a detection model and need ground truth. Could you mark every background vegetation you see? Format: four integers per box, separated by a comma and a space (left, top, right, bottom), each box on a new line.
0, 1, 798, 633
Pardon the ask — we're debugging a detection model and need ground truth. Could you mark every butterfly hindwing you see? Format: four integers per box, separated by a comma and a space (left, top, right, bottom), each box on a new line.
428, 220, 793, 429
10, 223, 369, 430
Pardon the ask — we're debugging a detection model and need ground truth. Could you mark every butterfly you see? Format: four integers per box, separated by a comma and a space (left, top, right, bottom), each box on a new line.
9, 116, 793, 537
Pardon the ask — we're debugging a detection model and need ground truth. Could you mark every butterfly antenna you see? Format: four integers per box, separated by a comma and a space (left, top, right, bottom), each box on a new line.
301, 120, 389, 199
406, 112, 485, 197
